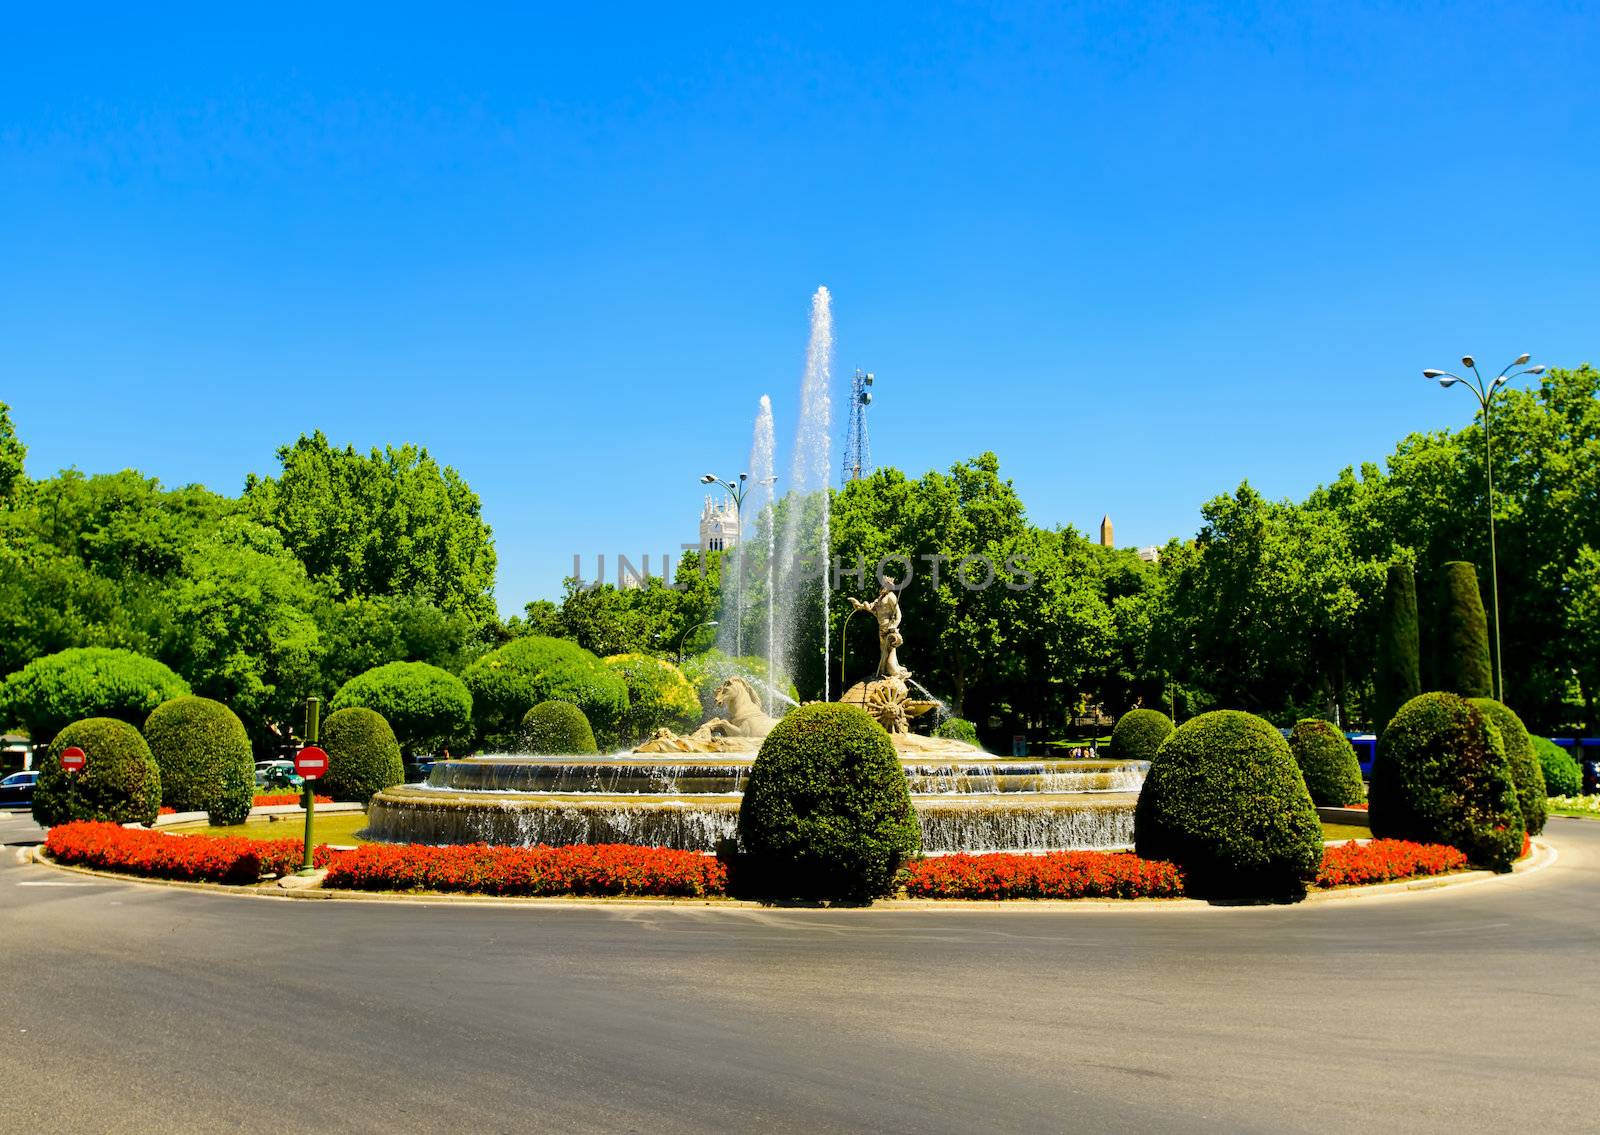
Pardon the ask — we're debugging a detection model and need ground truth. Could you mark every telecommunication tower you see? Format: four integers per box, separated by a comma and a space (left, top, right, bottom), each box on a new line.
842, 369, 875, 481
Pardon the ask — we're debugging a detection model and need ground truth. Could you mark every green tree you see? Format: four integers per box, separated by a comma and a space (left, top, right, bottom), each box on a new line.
0, 647, 190, 746
246, 431, 497, 622
1372, 562, 1421, 732
1436, 561, 1492, 699
330, 661, 472, 757
0, 400, 26, 503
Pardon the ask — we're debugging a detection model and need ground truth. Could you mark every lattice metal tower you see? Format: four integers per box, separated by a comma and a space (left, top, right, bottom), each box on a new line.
842, 369, 875, 481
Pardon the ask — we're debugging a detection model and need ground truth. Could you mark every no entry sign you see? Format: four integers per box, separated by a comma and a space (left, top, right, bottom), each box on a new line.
294, 745, 329, 780
59, 746, 86, 773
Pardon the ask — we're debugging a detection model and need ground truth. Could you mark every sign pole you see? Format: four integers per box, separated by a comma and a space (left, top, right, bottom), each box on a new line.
299, 696, 320, 875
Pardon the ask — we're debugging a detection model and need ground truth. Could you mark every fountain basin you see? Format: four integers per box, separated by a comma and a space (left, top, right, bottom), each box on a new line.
368, 753, 1147, 853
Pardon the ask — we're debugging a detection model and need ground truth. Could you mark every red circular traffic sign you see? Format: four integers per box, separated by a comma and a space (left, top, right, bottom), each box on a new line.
294, 745, 329, 779
59, 746, 86, 773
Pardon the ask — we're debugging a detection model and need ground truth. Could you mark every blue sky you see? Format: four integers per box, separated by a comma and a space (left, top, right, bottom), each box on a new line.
3, 3, 1596, 613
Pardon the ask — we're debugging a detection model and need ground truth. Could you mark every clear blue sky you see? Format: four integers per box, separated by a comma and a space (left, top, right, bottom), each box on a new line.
3, 3, 1596, 613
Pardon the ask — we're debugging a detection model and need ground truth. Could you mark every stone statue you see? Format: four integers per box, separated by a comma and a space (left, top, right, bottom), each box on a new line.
634, 676, 777, 753
850, 575, 910, 680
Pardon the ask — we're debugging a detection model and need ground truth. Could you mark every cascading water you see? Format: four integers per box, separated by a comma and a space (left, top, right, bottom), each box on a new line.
753, 395, 777, 709
771, 286, 833, 699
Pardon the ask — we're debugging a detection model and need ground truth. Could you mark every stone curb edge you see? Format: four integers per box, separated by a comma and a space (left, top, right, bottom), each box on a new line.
26, 835, 1555, 912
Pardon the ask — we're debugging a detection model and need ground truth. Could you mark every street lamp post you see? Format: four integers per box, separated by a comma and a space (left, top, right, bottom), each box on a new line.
1423, 353, 1545, 702
701, 473, 750, 657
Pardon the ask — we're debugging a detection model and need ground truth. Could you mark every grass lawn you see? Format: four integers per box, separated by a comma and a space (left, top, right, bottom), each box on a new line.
1547, 800, 1600, 820
171, 811, 376, 845
1321, 820, 1371, 842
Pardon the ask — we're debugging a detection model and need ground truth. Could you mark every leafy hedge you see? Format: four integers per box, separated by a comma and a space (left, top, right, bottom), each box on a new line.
331, 661, 472, 757
45, 821, 331, 884
319, 707, 405, 803
143, 695, 255, 824
931, 717, 980, 747
1468, 698, 1546, 835
738, 703, 921, 902
1372, 561, 1421, 733
1369, 692, 1522, 871
1287, 718, 1365, 807
461, 636, 628, 751
0, 647, 189, 745
32, 717, 162, 827
520, 700, 598, 755
1534, 737, 1582, 798
1134, 709, 1324, 898
603, 653, 701, 746
323, 842, 726, 897
1109, 708, 1173, 761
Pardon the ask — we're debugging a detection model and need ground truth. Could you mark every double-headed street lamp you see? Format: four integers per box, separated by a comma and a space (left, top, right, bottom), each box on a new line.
701, 473, 749, 656
1423, 352, 1546, 702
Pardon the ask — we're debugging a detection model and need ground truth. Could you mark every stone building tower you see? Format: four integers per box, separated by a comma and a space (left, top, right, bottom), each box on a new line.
699, 495, 740, 553
1099, 513, 1114, 548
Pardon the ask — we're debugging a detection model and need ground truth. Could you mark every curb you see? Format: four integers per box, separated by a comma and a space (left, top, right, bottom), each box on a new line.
26, 836, 1556, 912
152, 802, 364, 829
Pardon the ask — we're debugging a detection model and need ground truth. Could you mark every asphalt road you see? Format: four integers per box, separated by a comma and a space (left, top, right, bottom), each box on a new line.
3, 808, 1598, 1134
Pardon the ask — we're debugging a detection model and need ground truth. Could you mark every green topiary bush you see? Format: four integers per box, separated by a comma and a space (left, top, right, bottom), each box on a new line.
1533, 736, 1582, 798
1287, 718, 1366, 807
1134, 710, 1324, 899
1436, 562, 1493, 699
602, 653, 701, 746
0, 647, 190, 747
143, 696, 254, 824
32, 717, 162, 827
1369, 692, 1522, 871
738, 703, 921, 902
1372, 562, 1421, 733
1110, 708, 1174, 762
1469, 698, 1547, 835
520, 700, 599, 755
932, 716, 980, 747
319, 707, 405, 804
461, 636, 628, 751
331, 661, 472, 757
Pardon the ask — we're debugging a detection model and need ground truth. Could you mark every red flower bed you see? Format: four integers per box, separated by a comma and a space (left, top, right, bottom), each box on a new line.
253, 793, 333, 807
902, 851, 1185, 900
45, 822, 334, 884
1313, 839, 1467, 888
323, 842, 728, 898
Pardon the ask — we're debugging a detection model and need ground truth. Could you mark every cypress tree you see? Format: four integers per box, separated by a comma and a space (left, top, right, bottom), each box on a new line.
1437, 561, 1492, 699
1372, 562, 1421, 733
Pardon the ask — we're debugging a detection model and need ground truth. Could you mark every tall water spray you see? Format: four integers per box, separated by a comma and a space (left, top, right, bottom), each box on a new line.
752, 395, 777, 708
772, 286, 834, 699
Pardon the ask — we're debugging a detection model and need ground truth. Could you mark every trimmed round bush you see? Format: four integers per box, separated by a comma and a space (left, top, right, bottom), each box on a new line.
1469, 699, 1546, 835
32, 717, 161, 827
932, 716, 980, 747
1287, 718, 1365, 807
461, 636, 628, 751
143, 696, 254, 824
1134, 710, 1323, 899
1110, 708, 1174, 761
0, 647, 189, 746
1534, 736, 1582, 798
331, 661, 472, 757
319, 707, 405, 804
738, 703, 921, 902
520, 700, 598, 755
1370, 692, 1522, 872
602, 654, 701, 746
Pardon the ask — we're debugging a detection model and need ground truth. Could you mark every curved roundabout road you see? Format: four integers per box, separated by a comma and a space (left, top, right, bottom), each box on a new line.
3, 812, 1598, 1134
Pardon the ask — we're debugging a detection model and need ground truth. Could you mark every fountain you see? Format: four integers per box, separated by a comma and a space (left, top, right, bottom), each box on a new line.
363, 287, 1147, 854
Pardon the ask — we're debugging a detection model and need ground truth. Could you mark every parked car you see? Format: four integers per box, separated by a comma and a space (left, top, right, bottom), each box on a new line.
0, 770, 38, 807
254, 760, 303, 790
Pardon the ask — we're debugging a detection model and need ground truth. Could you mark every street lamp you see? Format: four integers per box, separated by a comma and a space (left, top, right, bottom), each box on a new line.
677, 620, 719, 664
700, 472, 750, 657
1423, 352, 1545, 701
